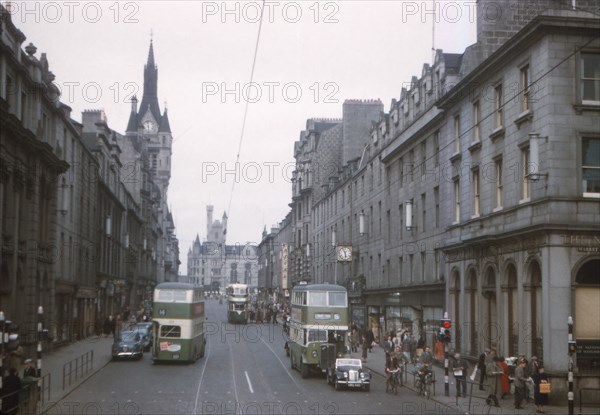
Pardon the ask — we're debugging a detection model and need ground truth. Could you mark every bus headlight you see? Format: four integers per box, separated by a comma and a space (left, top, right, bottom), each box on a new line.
312, 350, 318, 358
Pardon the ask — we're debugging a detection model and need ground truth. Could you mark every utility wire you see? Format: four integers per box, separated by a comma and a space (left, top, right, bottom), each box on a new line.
226, 0, 267, 231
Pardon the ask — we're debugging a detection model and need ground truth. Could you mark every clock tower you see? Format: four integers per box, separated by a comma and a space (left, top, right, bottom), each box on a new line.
125, 39, 177, 283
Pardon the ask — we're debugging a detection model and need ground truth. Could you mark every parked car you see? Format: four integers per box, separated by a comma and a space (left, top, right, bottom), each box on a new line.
112, 331, 143, 360
327, 358, 371, 391
133, 322, 153, 352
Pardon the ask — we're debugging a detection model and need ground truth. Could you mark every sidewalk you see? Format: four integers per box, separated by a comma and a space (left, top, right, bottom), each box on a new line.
31, 335, 113, 413
351, 344, 599, 415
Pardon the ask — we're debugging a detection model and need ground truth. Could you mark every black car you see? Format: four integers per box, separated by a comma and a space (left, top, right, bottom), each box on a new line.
112, 330, 144, 360
327, 358, 371, 391
132, 322, 153, 352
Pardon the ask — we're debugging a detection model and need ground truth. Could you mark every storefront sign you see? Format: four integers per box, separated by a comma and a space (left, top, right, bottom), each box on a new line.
576, 339, 600, 357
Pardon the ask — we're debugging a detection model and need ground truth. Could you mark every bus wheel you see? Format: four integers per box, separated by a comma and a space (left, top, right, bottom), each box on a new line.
300, 359, 309, 379
199, 342, 205, 358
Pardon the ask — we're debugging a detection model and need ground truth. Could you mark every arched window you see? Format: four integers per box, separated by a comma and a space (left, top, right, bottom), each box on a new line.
451, 269, 461, 351
527, 261, 542, 358
505, 264, 518, 356
467, 268, 478, 355
482, 267, 498, 351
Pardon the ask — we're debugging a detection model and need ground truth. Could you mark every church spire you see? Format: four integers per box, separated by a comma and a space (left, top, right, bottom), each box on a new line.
138, 39, 161, 124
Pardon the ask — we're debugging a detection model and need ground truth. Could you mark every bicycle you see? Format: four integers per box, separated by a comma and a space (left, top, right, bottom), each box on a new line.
415, 370, 432, 399
386, 368, 401, 395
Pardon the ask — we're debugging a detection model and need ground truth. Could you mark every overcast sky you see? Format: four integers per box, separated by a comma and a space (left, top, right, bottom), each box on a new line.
11, 0, 476, 268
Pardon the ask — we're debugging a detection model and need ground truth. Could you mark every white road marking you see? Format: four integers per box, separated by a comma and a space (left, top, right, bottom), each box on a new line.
245, 371, 254, 394
191, 338, 211, 415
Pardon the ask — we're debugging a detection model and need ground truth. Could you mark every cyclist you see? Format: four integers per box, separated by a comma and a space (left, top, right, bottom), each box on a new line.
385, 353, 401, 393
416, 363, 433, 396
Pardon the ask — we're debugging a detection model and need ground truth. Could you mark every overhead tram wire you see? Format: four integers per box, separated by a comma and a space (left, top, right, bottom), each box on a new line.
226, 0, 267, 228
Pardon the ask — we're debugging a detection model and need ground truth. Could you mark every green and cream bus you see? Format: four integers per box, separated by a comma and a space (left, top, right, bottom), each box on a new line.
152, 282, 206, 362
226, 283, 249, 324
288, 283, 350, 378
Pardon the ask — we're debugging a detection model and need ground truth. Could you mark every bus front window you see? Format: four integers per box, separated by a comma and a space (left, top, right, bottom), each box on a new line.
328, 292, 347, 307
309, 292, 327, 306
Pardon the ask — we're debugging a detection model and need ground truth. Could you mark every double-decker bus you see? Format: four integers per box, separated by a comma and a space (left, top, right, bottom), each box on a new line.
288, 283, 349, 378
226, 283, 248, 324
152, 282, 206, 362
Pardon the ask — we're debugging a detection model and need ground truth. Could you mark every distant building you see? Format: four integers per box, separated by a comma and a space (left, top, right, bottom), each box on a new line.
187, 206, 258, 293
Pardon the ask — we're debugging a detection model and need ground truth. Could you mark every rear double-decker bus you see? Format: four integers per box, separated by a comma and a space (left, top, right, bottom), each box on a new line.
152, 282, 206, 362
226, 283, 248, 324
288, 283, 349, 378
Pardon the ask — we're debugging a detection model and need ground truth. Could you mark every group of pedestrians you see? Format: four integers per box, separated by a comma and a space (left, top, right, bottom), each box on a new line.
475, 348, 549, 412
1, 358, 38, 414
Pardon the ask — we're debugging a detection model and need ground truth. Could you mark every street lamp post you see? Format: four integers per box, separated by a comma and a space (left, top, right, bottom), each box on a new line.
568, 316, 574, 415
0, 310, 5, 411
37, 306, 43, 381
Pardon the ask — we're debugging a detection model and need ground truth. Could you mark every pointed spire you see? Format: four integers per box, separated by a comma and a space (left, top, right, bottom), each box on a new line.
139, 39, 161, 124
147, 38, 156, 69
158, 108, 171, 133
126, 96, 139, 133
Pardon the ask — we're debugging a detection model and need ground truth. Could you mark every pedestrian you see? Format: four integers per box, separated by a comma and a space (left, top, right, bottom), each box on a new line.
361, 335, 368, 363
401, 332, 412, 363
528, 356, 540, 400
272, 306, 277, 324
1, 367, 22, 415
383, 335, 394, 357
8, 345, 23, 373
514, 359, 528, 410
499, 356, 510, 398
366, 327, 375, 353
103, 315, 112, 337
420, 346, 433, 365
485, 356, 503, 407
451, 352, 468, 398
533, 365, 549, 413
477, 348, 489, 390
23, 358, 36, 377
351, 328, 359, 353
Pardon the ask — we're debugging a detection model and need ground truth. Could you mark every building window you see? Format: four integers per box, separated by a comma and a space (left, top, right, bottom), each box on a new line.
472, 168, 480, 217
399, 158, 404, 188
522, 147, 531, 201
421, 193, 426, 233
433, 130, 440, 167
434, 186, 439, 228
409, 254, 414, 284
453, 178, 461, 223
421, 141, 427, 176
582, 137, 600, 197
398, 204, 403, 241
495, 159, 503, 209
454, 115, 461, 154
581, 53, 600, 104
421, 252, 426, 283
398, 256, 403, 284
408, 150, 414, 182
521, 64, 531, 112
494, 84, 503, 128
472, 101, 480, 143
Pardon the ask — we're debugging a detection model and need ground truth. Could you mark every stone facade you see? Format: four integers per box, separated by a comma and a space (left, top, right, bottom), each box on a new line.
264, 0, 600, 402
187, 206, 258, 293
0, 7, 180, 354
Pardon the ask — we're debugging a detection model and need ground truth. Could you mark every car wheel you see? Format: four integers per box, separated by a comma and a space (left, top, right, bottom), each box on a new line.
364, 384, 370, 392
334, 379, 341, 391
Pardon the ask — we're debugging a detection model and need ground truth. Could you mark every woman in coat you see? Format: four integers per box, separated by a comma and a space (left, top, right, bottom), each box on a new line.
532, 366, 550, 413
499, 356, 511, 398
485, 356, 504, 407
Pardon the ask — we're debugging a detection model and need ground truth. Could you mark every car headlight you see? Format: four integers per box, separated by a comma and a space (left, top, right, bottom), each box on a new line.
360, 372, 365, 378
342, 373, 348, 379
312, 350, 317, 358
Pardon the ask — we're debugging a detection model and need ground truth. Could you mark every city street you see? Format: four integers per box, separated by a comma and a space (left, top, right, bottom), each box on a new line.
48, 301, 443, 415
